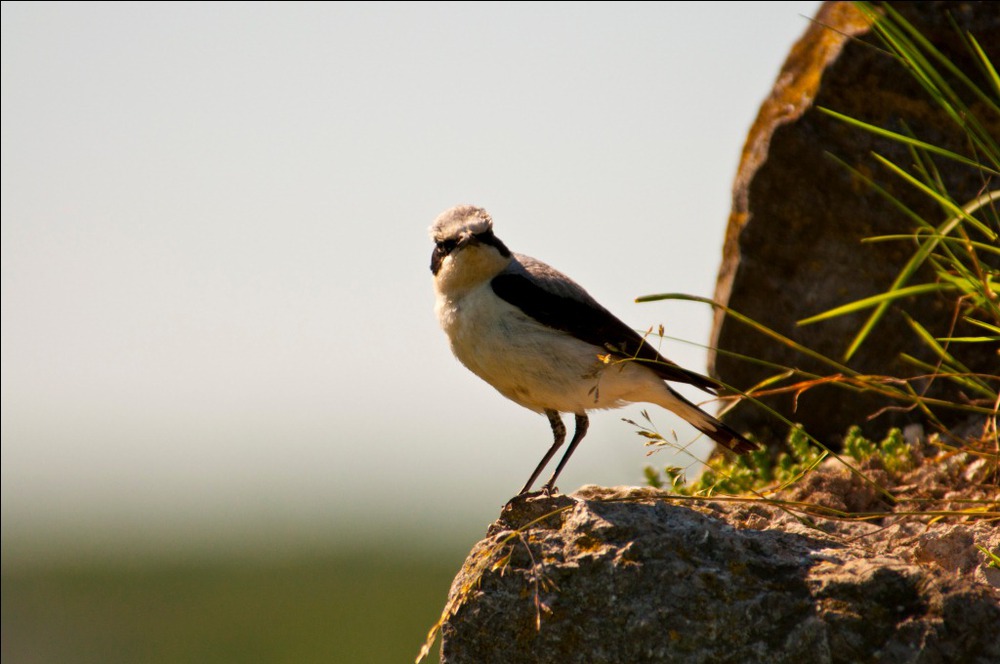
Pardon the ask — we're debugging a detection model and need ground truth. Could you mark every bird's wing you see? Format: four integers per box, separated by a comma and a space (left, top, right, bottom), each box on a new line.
491, 255, 721, 394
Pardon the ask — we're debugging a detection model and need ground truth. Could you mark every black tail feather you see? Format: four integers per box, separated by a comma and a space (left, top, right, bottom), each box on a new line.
697, 417, 758, 455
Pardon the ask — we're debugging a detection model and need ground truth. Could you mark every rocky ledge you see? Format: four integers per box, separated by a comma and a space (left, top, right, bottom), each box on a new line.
436, 483, 998, 664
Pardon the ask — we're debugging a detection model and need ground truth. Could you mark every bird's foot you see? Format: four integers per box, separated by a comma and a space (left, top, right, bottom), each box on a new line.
503, 486, 560, 512
504, 490, 540, 511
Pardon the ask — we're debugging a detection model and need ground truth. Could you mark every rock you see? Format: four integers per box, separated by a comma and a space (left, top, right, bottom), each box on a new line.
437, 486, 1000, 664
708, 1, 1000, 447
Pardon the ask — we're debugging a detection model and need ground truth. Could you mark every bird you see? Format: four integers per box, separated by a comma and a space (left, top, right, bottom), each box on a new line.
429, 204, 758, 496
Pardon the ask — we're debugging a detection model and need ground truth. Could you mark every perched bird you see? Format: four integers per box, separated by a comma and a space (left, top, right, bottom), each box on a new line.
429, 204, 757, 496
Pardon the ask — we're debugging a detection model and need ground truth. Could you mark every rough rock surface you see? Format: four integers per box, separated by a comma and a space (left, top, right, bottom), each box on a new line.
438, 486, 999, 664
708, 1, 1000, 446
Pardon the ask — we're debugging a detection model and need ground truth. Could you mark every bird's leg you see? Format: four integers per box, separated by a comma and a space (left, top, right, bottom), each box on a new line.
517, 410, 566, 495
540, 414, 589, 496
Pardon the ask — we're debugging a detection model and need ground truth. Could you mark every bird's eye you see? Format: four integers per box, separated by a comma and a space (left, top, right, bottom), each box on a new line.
430, 238, 461, 274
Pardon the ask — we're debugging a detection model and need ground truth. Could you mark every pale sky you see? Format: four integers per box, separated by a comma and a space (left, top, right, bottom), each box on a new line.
2, 1, 821, 558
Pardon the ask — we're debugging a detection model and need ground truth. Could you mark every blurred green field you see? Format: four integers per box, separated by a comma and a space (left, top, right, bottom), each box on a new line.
2, 548, 463, 663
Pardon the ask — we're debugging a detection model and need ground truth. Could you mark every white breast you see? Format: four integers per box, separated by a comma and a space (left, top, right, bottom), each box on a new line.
435, 282, 666, 414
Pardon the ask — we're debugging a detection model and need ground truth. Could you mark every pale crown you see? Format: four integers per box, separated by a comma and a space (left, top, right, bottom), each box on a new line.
429, 205, 493, 243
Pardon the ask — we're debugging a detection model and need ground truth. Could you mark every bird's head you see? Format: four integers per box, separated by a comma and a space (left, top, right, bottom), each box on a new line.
429, 205, 512, 293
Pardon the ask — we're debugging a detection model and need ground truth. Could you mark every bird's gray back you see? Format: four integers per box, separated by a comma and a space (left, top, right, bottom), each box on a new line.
505, 254, 603, 308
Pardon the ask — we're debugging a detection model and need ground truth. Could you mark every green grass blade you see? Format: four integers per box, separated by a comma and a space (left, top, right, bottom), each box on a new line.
898, 354, 996, 401
816, 108, 997, 174
872, 154, 998, 240
798, 283, 955, 325
903, 314, 994, 396
962, 318, 1000, 335
825, 153, 933, 230
798, 180, 995, 361
967, 33, 1000, 100
635, 294, 861, 377
861, 234, 1000, 257
861, 3, 1000, 166
839, 230, 950, 361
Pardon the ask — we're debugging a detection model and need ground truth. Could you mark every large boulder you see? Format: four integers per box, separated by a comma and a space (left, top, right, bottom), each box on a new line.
708, 1, 1000, 447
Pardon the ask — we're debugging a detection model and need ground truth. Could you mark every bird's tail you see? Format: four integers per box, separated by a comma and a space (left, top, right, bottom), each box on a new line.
654, 387, 758, 455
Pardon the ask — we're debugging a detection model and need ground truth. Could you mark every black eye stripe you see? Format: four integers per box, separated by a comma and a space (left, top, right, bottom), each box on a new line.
474, 229, 511, 257
430, 243, 450, 274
